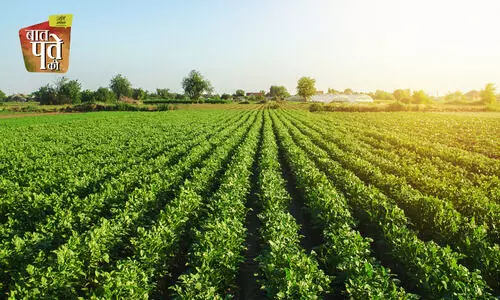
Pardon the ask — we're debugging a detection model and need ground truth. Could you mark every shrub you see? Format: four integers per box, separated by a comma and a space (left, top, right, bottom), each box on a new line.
309, 103, 324, 112
156, 104, 177, 111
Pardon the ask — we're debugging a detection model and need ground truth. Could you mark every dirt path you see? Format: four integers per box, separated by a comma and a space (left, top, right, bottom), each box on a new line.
0, 112, 76, 119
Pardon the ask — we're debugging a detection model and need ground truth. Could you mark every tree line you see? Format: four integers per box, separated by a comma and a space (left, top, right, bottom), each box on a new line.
0, 71, 498, 105
295, 77, 498, 105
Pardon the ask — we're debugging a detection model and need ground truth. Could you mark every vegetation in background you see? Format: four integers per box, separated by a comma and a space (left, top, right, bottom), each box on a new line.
393, 89, 412, 103
1, 72, 498, 112
343, 88, 353, 95
32, 77, 82, 105
297, 77, 316, 101
269, 85, 290, 100
234, 89, 245, 98
132, 88, 147, 100
110, 74, 132, 99
481, 83, 497, 105
182, 70, 213, 102
0, 90, 6, 102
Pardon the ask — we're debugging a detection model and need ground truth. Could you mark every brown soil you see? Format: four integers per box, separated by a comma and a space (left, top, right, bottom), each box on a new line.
0, 112, 77, 119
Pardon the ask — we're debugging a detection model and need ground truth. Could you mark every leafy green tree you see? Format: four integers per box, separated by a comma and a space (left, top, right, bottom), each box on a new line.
374, 90, 395, 100
256, 90, 267, 102
56, 77, 82, 104
412, 90, 431, 104
221, 93, 232, 100
235, 89, 245, 97
132, 88, 147, 100
0, 90, 6, 102
95, 87, 117, 103
343, 88, 353, 95
480, 83, 497, 104
269, 85, 290, 99
465, 90, 480, 101
175, 93, 186, 100
327, 88, 340, 94
297, 77, 316, 101
444, 91, 465, 102
182, 70, 213, 101
34, 85, 58, 105
156, 88, 171, 99
393, 89, 411, 103
81, 89, 96, 103
110, 74, 132, 99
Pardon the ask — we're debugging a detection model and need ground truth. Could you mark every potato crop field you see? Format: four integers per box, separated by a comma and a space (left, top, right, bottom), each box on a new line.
0, 107, 498, 299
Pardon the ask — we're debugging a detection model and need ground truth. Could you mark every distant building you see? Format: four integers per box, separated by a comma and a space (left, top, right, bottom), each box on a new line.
285, 95, 306, 102
6, 94, 28, 102
315, 90, 324, 95
310, 94, 374, 103
246, 92, 264, 97
465, 90, 481, 101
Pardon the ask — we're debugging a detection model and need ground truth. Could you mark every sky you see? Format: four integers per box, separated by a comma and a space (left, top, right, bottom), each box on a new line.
1, 0, 500, 96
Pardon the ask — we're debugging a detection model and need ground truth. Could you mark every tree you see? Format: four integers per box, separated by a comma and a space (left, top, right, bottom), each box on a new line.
81, 89, 96, 103
34, 77, 78, 105
110, 74, 132, 99
465, 90, 480, 101
95, 87, 117, 103
175, 93, 186, 100
412, 90, 431, 104
235, 89, 245, 98
480, 83, 496, 104
297, 77, 316, 101
444, 91, 465, 103
132, 88, 147, 100
182, 70, 213, 101
374, 90, 395, 100
56, 77, 82, 104
256, 90, 267, 102
269, 85, 290, 99
0, 90, 6, 102
221, 93, 232, 100
327, 88, 340, 94
393, 89, 411, 103
34, 85, 58, 105
343, 88, 353, 95
156, 88, 171, 99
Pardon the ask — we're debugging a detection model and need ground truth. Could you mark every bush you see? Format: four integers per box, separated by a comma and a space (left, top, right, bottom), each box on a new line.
157, 104, 176, 111
309, 103, 324, 112
386, 102, 408, 112
239, 100, 250, 104
20, 105, 40, 112
142, 98, 230, 105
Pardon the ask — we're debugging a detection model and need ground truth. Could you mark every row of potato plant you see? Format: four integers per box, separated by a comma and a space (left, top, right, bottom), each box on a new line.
314, 112, 500, 177
281, 111, 499, 292
0, 112, 244, 295
294, 110, 500, 203
7, 112, 253, 299
277, 111, 494, 299
270, 111, 416, 299
255, 111, 330, 298
288, 110, 500, 241
87, 110, 259, 299
171, 111, 263, 299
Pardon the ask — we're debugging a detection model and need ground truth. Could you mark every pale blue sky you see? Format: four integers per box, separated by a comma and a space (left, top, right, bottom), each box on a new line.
1, 0, 500, 96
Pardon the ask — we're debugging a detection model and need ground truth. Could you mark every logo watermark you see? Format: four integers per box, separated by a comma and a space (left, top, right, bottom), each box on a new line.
19, 14, 73, 73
